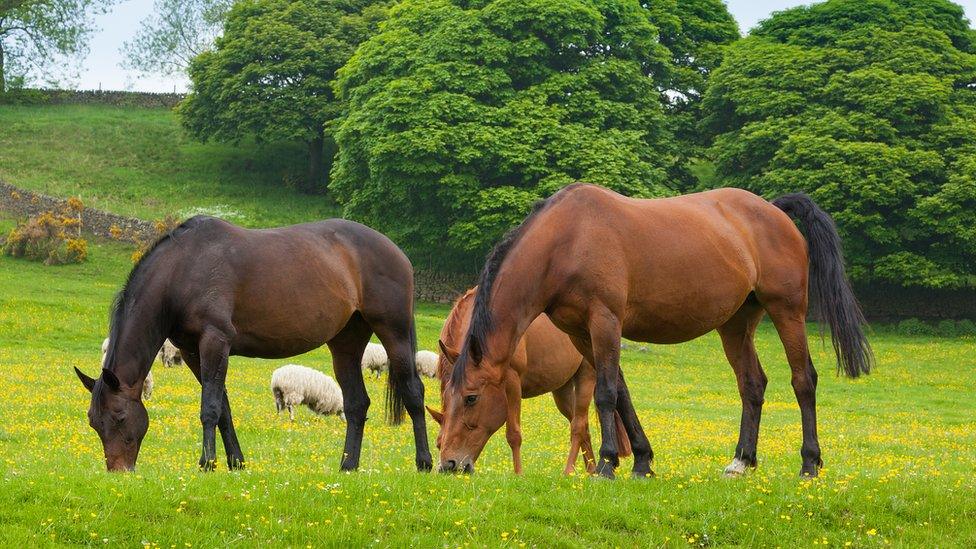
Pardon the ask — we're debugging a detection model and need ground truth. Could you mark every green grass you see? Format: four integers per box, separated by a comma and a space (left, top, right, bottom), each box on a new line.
0, 104, 339, 227
1, 230, 975, 547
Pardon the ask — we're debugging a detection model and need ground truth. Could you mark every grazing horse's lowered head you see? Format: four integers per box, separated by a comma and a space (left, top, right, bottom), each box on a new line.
74, 366, 149, 471
433, 339, 515, 474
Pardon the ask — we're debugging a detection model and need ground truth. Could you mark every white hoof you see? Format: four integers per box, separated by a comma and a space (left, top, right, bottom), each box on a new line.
723, 458, 750, 477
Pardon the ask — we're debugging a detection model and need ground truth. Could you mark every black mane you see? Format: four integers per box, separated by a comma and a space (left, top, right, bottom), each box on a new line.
451, 184, 583, 387
101, 216, 209, 376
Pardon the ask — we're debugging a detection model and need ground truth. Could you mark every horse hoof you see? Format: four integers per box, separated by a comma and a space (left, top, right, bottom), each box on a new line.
199, 459, 216, 472
723, 458, 751, 477
799, 467, 820, 478
228, 458, 246, 470
417, 459, 433, 472
631, 470, 655, 480
594, 461, 616, 480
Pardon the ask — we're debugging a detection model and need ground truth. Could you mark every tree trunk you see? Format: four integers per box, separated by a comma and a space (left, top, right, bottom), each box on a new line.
305, 126, 325, 193
0, 41, 6, 94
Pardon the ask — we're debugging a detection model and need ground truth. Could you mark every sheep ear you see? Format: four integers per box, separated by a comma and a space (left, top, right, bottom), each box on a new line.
438, 340, 458, 363
426, 405, 444, 425
75, 367, 96, 393
101, 368, 120, 391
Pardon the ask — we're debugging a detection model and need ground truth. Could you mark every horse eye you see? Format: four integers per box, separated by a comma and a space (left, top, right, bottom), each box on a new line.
464, 394, 478, 406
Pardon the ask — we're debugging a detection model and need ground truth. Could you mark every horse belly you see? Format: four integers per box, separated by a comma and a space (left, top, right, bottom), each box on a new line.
229, 263, 357, 358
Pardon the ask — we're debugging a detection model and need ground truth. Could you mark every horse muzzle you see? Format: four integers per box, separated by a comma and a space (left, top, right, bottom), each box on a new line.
439, 458, 474, 474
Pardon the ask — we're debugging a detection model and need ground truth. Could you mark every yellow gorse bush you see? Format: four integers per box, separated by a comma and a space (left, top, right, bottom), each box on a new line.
2, 198, 89, 265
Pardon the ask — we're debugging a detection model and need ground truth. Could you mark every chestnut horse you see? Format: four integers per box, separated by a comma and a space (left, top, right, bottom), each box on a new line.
439, 184, 871, 478
74, 216, 431, 472
426, 288, 631, 474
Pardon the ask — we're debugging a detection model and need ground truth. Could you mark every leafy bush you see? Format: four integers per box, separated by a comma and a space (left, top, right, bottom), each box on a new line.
2, 198, 88, 265
936, 320, 958, 338
955, 319, 976, 336
896, 318, 936, 337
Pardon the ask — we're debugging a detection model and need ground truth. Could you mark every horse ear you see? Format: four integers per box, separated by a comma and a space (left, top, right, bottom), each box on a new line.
426, 405, 444, 425
75, 367, 96, 393
102, 368, 120, 391
438, 340, 458, 362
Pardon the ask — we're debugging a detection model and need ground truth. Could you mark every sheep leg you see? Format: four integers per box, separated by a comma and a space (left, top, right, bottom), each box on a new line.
373, 322, 433, 472
328, 313, 373, 472
288, 405, 294, 421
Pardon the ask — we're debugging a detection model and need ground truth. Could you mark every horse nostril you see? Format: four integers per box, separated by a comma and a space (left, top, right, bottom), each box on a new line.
462, 462, 474, 474
440, 459, 457, 473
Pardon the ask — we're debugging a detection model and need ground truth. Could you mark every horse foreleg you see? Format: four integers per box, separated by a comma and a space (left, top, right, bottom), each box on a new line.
581, 310, 624, 480
183, 347, 245, 470
614, 368, 653, 478
197, 328, 232, 472
217, 390, 245, 469
505, 373, 523, 474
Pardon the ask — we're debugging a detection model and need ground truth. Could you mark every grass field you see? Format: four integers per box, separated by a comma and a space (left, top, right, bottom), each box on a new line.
0, 104, 338, 227
1, 230, 974, 547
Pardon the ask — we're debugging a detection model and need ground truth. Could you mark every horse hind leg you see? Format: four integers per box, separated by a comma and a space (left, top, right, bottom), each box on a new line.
327, 313, 373, 472
371, 317, 433, 472
763, 295, 822, 477
717, 300, 767, 477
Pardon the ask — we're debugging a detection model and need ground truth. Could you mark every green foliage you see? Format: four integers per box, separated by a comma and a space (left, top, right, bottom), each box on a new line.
703, 0, 976, 289
896, 318, 936, 337
957, 318, 976, 336
0, 0, 114, 92
334, 0, 737, 266
122, 0, 231, 77
179, 0, 388, 190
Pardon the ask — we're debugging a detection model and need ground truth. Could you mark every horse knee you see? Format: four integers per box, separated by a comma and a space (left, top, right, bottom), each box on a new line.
593, 388, 617, 413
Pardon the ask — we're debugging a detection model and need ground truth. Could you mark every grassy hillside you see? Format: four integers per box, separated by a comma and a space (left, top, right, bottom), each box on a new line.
1, 233, 975, 546
0, 104, 339, 227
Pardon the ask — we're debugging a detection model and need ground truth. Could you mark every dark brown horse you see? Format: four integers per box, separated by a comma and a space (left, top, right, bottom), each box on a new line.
74, 216, 431, 472
438, 184, 871, 478
427, 288, 631, 474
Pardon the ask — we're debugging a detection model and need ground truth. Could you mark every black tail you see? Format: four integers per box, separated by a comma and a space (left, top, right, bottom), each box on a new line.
772, 193, 873, 378
385, 318, 416, 426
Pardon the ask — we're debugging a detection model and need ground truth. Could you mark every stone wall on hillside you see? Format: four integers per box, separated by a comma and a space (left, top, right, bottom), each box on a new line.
0, 89, 185, 109
0, 181, 155, 242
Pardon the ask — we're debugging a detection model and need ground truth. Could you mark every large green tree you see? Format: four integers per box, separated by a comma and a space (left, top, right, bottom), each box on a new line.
0, 0, 113, 92
179, 0, 387, 191
333, 0, 735, 266
704, 0, 976, 289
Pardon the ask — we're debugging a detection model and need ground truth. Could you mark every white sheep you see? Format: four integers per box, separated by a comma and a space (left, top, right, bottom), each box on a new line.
158, 339, 183, 368
101, 337, 154, 400
360, 342, 389, 378
271, 364, 345, 421
415, 350, 439, 378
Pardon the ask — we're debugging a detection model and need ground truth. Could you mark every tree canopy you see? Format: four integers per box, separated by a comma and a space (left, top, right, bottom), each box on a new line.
179, 0, 388, 191
332, 0, 736, 266
122, 0, 231, 78
703, 0, 976, 289
0, 0, 113, 92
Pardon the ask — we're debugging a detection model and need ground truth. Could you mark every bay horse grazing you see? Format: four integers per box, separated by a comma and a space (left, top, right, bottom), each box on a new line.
74, 216, 431, 472
438, 184, 871, 479
426, 288, 631, 475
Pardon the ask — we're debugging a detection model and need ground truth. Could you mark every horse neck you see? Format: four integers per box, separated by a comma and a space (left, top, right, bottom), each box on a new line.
107, 287, 168, 388
480, 243, 552, 368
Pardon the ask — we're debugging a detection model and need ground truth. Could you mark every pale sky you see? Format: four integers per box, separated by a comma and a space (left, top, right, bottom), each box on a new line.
65, 0, 976, 92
